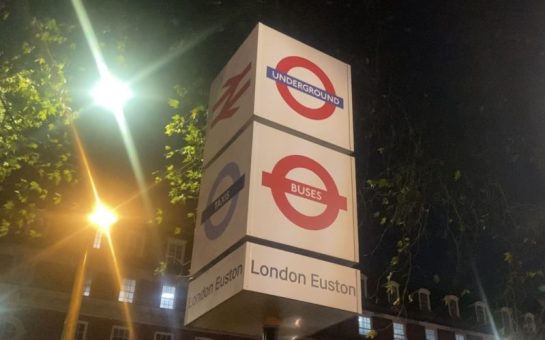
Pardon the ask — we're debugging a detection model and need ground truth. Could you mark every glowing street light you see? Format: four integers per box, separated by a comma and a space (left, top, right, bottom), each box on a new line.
91, 73, 133, 112
88, 201, 118, 233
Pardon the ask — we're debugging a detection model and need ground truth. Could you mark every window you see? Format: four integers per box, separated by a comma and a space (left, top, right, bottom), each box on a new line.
160, 285, 176, 309
523, 313, 536, 333
118, 279, 136, 303
455, 334, 465, 340
474, 302, 488, 324
0, 321, 16, 340
425, 329, 436, 340
125, 231, 145, 257
418, 288, 431, 312
75, 321, 88, 340
154, 332, 173, 340
444, 295, 459, 318
166, 238, 186, 265
83, 278, 91, 297
111, 326, 130, 340
93, 231, 102, 249
393, 322, 405, 340
500, 307, 513, 335
386, 281, 400, 304
358, 316, 372, 336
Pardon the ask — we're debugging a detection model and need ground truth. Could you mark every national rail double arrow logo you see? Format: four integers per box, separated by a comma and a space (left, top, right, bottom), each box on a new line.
262, 155, 347, 230
201, 162, 245, 240
267, 56, 344, 120
210, 63, 252, 128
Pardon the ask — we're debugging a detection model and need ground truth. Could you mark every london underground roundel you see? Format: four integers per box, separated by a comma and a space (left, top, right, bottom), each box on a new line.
201, 162, 245, 240
261, 155, 347, 230
266, 56, 344, 120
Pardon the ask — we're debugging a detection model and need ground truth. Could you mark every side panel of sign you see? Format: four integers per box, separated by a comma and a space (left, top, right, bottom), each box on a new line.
191, 126, 253, 274
245, 243, 362, 313
255, 24, 353, 151
203, 25, 259, 165
185, 244, 246, 325
248, 122, 359, 263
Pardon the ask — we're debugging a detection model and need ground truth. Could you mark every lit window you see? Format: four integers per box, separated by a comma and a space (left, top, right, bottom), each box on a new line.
523, 313, 536, 333
387, 281, 400, 304
118, 279, 136, 303
93, 231, 102, 249
160, 285, 176, 309
358, 316, 372, 336
154, 332, 173, 340
455, 334, 465, 340
444, 295, 459, 318
166, 238, 186, 265
82, 278, 91, 297
425, 328, 437, 340
110, 326, 130, 340
75, 321, 88, 340
393, 322, 405, 340
418, 288, 431, 312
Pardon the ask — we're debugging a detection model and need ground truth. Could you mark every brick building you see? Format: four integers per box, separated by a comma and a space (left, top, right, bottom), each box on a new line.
0, 216, 541, 340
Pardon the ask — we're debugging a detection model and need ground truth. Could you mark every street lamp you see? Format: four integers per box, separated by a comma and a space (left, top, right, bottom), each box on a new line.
61, 202, 118, 340
88, 201, 118, 233
91, 72, 133, 112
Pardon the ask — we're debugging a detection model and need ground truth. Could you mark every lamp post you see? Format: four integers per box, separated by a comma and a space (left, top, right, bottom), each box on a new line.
60, 202, 117, 340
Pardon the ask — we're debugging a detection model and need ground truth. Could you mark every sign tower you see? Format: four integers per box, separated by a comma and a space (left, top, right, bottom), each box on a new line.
185, 23, 361, 338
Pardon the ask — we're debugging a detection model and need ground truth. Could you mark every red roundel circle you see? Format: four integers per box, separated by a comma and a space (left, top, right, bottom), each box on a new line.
275, 56, 337, 120
261, 155, 347, 230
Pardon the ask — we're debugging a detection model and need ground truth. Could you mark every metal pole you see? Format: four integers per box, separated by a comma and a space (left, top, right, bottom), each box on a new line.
262, 317, 280, 340
262, 325, 278, 340
60, 249, 88, 340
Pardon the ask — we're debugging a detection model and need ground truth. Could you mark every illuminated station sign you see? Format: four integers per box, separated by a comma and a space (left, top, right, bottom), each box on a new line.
186, 23, 361, 339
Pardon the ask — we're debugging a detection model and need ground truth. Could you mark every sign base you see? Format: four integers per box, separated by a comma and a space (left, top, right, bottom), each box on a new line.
185, 242, 361, 338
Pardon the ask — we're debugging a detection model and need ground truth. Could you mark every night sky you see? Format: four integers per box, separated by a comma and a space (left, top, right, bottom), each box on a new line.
25, 0, 545, 309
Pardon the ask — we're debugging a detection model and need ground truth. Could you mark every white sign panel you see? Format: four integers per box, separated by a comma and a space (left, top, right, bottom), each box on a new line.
191, 121, 358, 274
203, 25, 258, 165
185, 242, 361, 327
185, 244, 246, 325
191, 126, 253, 273
255, 24, 353, 152
204, 23, 353, 165
248, 122, 358, 263
245, 243, 361, 313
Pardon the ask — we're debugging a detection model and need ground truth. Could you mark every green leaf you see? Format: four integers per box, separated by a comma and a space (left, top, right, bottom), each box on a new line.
453, 170, 462, 182
168, 98, 180, 109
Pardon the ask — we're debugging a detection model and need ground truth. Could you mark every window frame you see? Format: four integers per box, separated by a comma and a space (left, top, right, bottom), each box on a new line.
159, 284, 176, 309
166, 238, 186, 265
75, 321, 88, 340
425, 328, 437, 340
523, 312, 536, 333
455, 333, 465, 340
358, 315, 372, 336
93, 231, 102, 249
500, 307, 513, 335
154, 331, 173, 340
473, 301, 488, 324
392, 322, 405, 340
110, 326, 130, 340
118, 278, 136, 303
444, 295, 460, 318
418, 288, 431, 312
